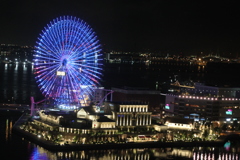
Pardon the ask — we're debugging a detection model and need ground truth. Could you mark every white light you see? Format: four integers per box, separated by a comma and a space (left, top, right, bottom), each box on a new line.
80, 85, 89, 89
56, 71, 65, 76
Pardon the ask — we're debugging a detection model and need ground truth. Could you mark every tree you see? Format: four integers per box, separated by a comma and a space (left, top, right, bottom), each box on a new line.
222, 124, 228, 131
232, 120, 238, 131
203, 129, 209, 140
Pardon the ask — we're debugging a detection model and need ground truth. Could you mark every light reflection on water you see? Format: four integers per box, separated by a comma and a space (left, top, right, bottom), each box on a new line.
4, 118, 12, 142
30, 147, 49, 160
28, 146, 192, 160
26, 145, 240, 160
0, 63, 43, 104
193, 151, 239, 160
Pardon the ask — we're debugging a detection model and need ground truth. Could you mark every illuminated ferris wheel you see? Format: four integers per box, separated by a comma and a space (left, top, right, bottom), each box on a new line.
34, 16, 102, 109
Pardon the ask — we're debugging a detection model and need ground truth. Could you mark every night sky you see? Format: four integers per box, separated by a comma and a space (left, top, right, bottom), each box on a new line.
1, 0, 240, 55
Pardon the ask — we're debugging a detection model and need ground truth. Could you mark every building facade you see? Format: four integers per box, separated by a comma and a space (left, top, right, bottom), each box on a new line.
104, 102, 152, 128
111, 87, 163, 112
165, 83, 240, 122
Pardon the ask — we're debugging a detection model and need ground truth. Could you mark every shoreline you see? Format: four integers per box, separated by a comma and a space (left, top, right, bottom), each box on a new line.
12, 113, 226, 152
13, 128, 225, 151
13, 124, 225, 152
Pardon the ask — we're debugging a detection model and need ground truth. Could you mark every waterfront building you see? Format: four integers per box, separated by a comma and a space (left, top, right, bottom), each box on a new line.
32, 100, 165, 144
177, 82, 240, 98
0, 44, 34, 62
111, 87, 163, 112
38, 101, 153, 130
219, 106, 240, 126
104, 101, 152, 129
165, 83, 240, 124
163, 117, 194, 131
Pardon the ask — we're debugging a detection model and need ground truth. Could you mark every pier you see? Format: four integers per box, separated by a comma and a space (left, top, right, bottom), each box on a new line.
12, 113, 225, 152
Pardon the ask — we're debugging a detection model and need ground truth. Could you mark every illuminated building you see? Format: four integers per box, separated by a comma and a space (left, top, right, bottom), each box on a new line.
219, 107, 240, 125
111, 87, 163, 112
104, 101, 152, 129
165, 83, 240, 122
32, 100, 168, 145
38, 101, 153, 130
163, 117, 194, 131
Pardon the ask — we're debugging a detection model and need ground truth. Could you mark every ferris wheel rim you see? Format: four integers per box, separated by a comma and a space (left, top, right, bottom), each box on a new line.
33, 16, 102, 107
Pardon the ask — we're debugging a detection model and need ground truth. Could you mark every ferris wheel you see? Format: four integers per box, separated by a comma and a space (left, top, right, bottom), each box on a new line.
34, 16, 102, 109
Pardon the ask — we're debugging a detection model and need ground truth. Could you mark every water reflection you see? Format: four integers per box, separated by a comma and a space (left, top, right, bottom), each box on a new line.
5, 118, 12, 141
25, 144, 240, 160
192, 145, 240, 160
25, 145, 200, 160
28, 146, 194, 160
0, 63, 44, 103
193, 151, 240, 160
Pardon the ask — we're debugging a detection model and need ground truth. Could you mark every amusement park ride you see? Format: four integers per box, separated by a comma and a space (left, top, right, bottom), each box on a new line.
30, 16, 112, 116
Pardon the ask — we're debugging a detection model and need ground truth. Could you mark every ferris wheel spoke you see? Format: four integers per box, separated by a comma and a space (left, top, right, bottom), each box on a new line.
68, 29, 95, 58
71, 69, 93, 86
34, 52, 60, 62
83, 71, 101, 84
36, 68, 58, 77
34, 16, 102, 108
67, 21, 84, 53
44, 75, 59, 95
39, 31, 61, 58
36, 68, 60, 83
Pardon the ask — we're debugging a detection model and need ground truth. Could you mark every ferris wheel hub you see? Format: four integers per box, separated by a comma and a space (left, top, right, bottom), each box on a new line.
62, 58, 67, 66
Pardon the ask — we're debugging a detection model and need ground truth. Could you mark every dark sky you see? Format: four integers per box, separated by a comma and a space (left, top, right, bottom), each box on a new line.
1, 0, 240, 55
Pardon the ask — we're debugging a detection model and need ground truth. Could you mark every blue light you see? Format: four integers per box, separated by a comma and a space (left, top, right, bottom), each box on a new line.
224, 141, 231, 151
165, 104, 170, 109
34, 16, 102, 109
226, 109, 232, 115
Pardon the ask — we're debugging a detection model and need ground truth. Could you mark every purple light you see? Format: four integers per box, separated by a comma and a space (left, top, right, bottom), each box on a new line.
226, 109, 232, 115
34, 16, 102, 108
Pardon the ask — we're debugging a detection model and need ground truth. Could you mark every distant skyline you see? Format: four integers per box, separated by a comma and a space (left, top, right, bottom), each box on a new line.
1, 1, 240, 55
